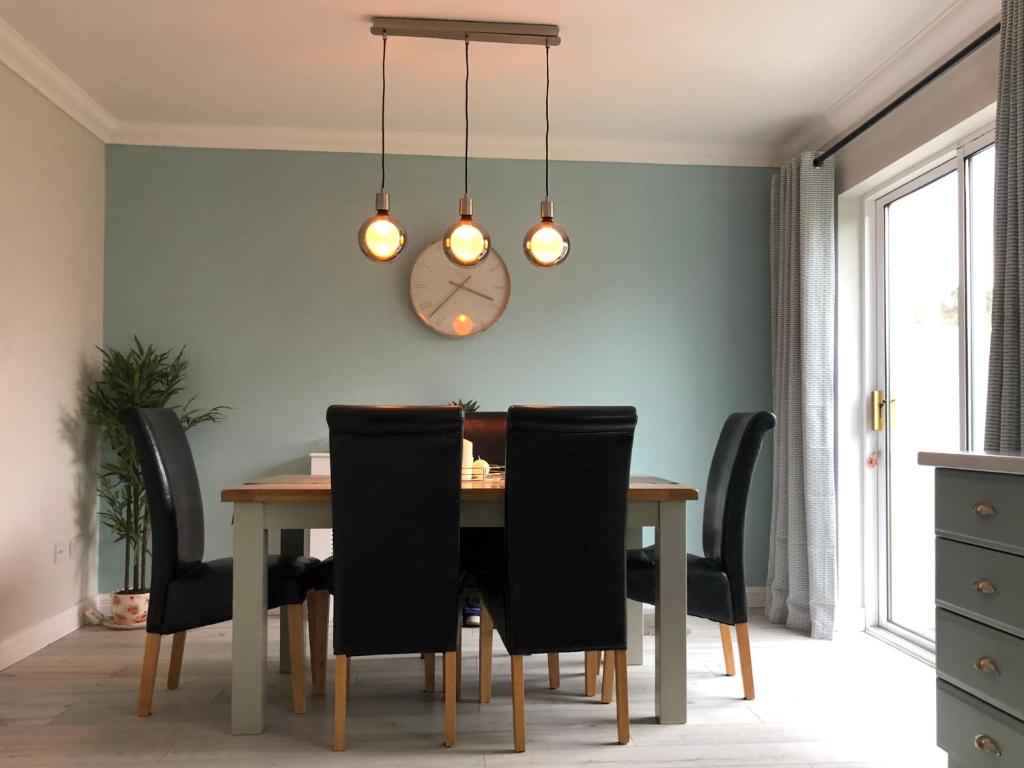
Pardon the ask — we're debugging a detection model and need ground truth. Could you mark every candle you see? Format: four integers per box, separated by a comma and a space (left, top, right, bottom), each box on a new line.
472, 458, 490, 480
462, 439, 473, 479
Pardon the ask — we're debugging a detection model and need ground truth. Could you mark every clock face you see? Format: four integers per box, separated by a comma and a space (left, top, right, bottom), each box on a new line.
409, 241, 511, 338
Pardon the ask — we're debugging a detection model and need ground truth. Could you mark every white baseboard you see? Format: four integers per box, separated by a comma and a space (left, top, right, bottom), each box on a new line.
746, 586, 767, 609
0, 595, 100, 672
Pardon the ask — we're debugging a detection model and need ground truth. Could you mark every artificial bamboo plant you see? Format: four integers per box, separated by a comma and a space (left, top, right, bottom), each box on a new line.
84, 338, 226, 593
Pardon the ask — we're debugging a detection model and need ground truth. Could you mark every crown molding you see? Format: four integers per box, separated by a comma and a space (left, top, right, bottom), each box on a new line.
0, 15, 115, 141
111, 120, 782, 167
781, 0, 1001, 160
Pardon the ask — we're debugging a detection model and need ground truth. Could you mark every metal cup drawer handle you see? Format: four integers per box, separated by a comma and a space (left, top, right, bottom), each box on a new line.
975, 579, 999, 595
975, 734, 1002, 756
975, 657, 1000, 675
974, 502, 996, 517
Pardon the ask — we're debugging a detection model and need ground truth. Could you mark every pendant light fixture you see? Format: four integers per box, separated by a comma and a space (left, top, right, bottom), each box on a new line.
523, 41, 569, 268
442, 39, 491, 268
358, 32, 407, 263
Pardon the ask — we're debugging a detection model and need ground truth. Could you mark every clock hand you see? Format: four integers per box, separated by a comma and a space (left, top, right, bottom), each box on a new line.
429, 275, 473, 318
448, 280, 494, 301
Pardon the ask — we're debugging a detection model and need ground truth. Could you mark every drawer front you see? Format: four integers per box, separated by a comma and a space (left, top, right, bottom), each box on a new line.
937, 609, 1024, 720
937, 469, 1024, 556
938, 680, 1024, 766
936, 539, 1024, 637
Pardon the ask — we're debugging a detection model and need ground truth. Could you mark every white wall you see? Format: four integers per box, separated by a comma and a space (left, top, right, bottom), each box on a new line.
0, 60, 105, 669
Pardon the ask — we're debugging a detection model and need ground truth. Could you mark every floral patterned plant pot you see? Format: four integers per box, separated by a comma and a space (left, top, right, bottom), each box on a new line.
110, 591, 149, 629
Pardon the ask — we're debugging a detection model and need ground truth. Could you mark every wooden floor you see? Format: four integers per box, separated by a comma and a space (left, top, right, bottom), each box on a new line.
0, 613, 946, 767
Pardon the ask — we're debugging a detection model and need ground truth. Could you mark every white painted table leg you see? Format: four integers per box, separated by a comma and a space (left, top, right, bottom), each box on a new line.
626, 525, 644, 666
232, 502, 268, 734
655, 500, 687, 724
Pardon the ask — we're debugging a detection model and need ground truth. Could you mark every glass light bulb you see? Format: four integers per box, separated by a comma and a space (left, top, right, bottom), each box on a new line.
524, 219, 570, 267
358, 212, 406, 262
443, 218, 491, 267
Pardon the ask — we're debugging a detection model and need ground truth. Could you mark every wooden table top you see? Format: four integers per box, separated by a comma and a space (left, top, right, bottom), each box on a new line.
221, 474, 699, 504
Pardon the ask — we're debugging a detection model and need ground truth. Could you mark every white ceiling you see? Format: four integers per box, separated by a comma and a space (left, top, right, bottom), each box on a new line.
0, 0, 1001, 164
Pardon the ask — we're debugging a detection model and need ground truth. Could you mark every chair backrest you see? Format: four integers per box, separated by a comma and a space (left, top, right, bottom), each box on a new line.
702, 411, 776, 608
119, 407, 206, 631
328, 405, 464, 657
502, 406, 636, 655
464, 411, 507, 465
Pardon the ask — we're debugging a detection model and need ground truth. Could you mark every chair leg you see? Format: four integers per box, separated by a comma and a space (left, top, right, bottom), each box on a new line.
735, 622, 755, 700
443, 650, 456, 748
584, 650, 599, 696
511, 655, 526, 753
547, 653, 560, 689
137, 632, 161, 717
479, 603, 493, 703
600, 649, 614, 704
424, 652, 436, 692
719, 623, 736, 677
312, 590, 329, 696
286, 604, 306, 714
167, 631, 186, 689
614, 650, 629, 744
307, 593, 318, 687
334, 655, 348, 751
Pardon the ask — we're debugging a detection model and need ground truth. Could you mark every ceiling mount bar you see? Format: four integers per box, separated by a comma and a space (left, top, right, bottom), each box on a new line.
370, 17, 560, 47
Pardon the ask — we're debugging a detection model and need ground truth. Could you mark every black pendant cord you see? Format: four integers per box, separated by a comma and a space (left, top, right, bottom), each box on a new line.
464, 38, 470, 196
380, 33, 387, 192
545, 41, 551, 198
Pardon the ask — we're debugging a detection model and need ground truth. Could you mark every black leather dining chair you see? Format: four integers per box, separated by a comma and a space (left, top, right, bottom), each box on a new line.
327, 405, 464, 751
478, 406, 637, 752
120, 407, 321, 717
625, 410, 775, 701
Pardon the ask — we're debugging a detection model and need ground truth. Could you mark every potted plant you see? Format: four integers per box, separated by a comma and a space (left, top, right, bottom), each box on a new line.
84, 338, 226, 628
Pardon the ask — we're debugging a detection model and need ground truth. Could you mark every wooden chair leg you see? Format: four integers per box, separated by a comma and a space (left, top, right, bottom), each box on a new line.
306, 593, 318, 686
614, 650, 629, 744
479, 603, 493, 703
720, 623, 736, 677
584, 650, 598, 696
334, 655, 348, 751
286, 604, 306, 714
511, 655, 526, 753
424, 652, 436, 692
600, 649, 614, 704
313, 590, 329, 696
735, 622, 755, 700
547, 653, 560, 689
443, 650, 456, 747
167, 631, 186, 690
137, 632, 161, 717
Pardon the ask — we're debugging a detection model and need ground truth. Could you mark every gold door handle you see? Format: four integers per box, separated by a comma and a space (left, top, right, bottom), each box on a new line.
872, 390, 885, 431
974, 734, 1002, 756
974, 502, 996, 517
975, 657, 1000, 675
975, 579, 998, 595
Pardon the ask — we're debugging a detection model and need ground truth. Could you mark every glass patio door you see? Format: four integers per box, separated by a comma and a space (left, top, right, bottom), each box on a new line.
874, 137, 994, 647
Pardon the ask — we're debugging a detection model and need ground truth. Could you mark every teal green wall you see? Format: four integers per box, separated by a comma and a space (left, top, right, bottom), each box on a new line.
102, 145, 773, 592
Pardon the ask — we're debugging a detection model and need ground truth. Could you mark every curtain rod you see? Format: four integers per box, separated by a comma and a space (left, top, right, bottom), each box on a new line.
813, 22, 1001, 167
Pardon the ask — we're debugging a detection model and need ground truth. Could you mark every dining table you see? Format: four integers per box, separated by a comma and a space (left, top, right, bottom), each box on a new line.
221, 473, 697, 735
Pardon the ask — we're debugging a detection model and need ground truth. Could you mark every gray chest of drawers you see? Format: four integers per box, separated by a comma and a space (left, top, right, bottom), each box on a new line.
921, 452, 1024, 768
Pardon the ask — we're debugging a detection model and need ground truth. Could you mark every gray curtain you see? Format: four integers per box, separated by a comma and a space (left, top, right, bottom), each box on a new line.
766, 151, 837, 640
986, 0, 1024, 452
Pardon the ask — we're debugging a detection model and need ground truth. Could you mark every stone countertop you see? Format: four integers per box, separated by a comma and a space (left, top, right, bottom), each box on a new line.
919, 450, 1024, 475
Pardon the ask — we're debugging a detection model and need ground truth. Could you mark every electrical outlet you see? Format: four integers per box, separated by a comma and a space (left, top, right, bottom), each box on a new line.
53, 540, 68, 564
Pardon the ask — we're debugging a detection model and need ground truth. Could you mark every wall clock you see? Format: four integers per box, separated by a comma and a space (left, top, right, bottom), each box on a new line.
409, 240, 511, 338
